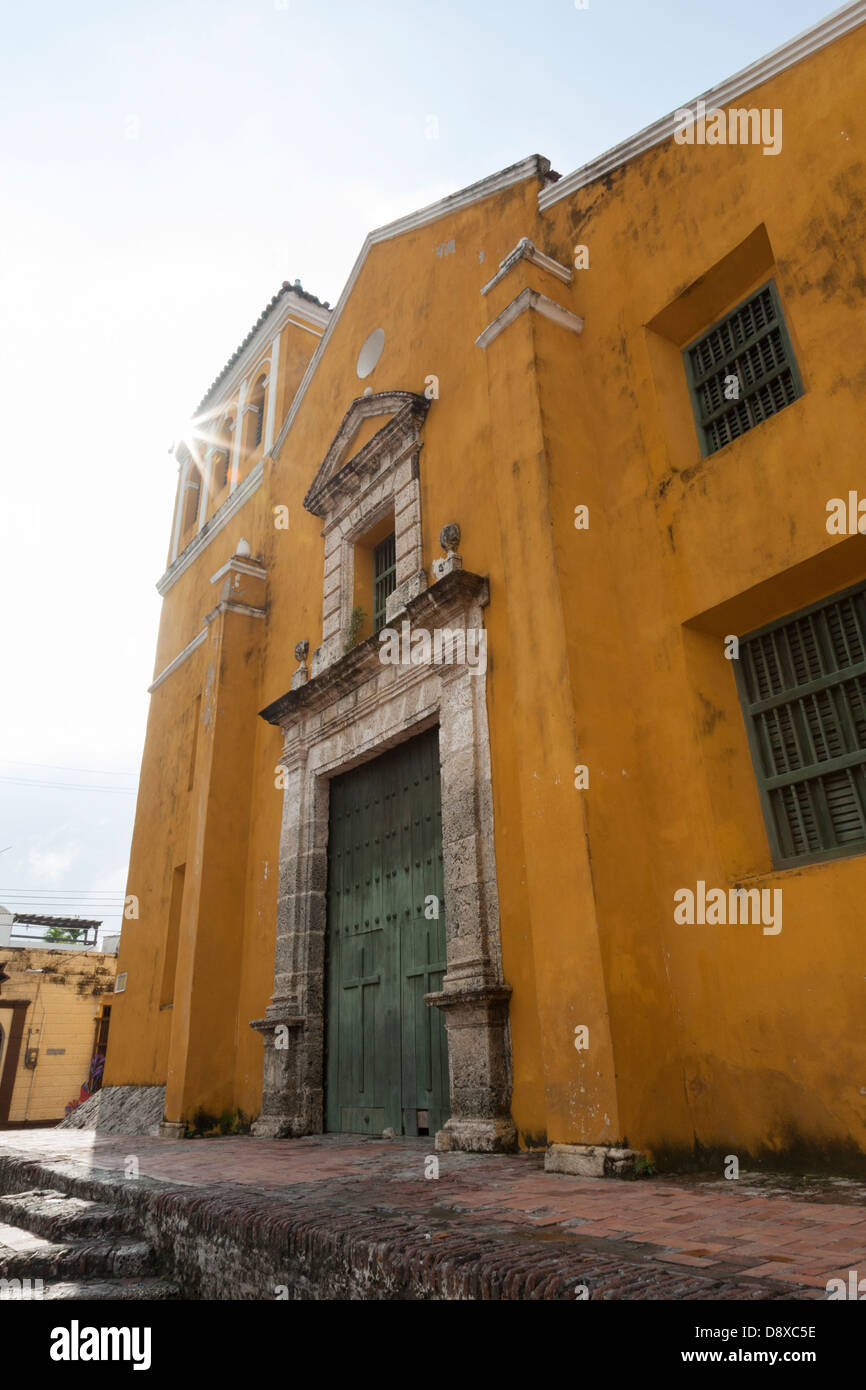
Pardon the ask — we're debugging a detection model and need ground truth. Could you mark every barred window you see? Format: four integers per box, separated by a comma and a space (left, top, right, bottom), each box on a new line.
372, 533, 396, 633
735, 583, 866, 867
685, 281, 803, 457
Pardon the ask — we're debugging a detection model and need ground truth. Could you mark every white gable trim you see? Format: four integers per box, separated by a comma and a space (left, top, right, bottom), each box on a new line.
271, 155, 551, 462
539, 0, 866, 211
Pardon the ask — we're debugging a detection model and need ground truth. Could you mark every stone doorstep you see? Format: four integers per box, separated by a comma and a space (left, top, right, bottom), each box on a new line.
544, 1143, 645, 1179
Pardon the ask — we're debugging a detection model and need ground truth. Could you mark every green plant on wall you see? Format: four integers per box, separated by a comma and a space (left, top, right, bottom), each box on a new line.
344, 605, 366, 653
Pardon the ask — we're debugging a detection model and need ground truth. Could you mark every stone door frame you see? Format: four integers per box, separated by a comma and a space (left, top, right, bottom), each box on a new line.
251, 570, 516, 1152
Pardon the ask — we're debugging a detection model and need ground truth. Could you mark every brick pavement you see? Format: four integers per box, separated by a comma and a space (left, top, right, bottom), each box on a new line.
1, 1129, 864, 1298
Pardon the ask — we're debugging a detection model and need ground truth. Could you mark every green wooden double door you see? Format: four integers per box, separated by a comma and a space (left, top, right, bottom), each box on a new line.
325, 727, 449, 1137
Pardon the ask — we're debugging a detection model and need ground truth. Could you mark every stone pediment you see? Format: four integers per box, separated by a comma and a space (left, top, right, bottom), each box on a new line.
304, 390, 429, 518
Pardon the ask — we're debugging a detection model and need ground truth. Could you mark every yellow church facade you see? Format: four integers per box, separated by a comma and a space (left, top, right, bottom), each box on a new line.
107, 4, 866, 1173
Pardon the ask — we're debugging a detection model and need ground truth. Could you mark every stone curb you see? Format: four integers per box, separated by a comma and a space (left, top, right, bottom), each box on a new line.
0, 1154, 817, 1302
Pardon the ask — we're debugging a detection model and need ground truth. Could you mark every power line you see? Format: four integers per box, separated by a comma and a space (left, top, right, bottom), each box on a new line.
0, 777, 136, 793
5, 907, 125, 913
3, 886, 126, 895
3, 900, 127, 907
0, 760, 138, 778
1, 891, 127, 898
2, 894, 127, 901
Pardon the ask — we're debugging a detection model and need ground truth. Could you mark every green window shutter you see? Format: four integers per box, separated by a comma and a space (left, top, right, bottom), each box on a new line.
372, 533, 397, 633
735, 581, 866, 867
684, 281, 804, 457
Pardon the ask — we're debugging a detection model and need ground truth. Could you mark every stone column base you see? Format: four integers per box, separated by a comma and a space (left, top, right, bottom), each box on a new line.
251, 1114, 299, 1139
249, 1012, 322, 1138
435, 1116, 517, 1154
426, 980, 516, 1153
158, 1120, 186, 1140
544, 1142, 644, 1179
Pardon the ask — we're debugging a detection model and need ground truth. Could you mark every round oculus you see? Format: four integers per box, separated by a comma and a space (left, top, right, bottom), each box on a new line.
356, 328, 385, 379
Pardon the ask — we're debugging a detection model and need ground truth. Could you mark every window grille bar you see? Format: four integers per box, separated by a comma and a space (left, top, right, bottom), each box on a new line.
735, 581, 866, 867
372, 533, 397, 634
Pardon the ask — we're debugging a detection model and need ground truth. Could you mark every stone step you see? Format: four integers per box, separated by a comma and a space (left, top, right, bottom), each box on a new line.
0, 1188, 135, 1241
1, 1276, 181, 1300
0, 1220, 154, 1280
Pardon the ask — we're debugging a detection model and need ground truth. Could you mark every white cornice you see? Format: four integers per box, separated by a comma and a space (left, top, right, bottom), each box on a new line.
272, 155, 551, 462
205, 601, 267, 622
481, 237, 573, 295
475, 287, 584, 350
210, 556, 268, 585
285, 315, 325, 339
539, 0, 866, 210
156, 459, 263, 595
148, 627, 207, 692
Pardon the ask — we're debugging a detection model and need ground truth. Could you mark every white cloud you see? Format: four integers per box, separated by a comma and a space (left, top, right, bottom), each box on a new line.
27, 848, 77, 882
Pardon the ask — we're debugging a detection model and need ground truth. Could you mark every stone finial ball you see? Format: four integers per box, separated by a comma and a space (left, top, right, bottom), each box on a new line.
439, 522, 460, 553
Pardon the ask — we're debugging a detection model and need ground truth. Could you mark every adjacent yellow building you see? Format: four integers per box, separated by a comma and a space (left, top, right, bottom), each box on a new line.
0, 912, 116, 1128
106, 4, 866, 1173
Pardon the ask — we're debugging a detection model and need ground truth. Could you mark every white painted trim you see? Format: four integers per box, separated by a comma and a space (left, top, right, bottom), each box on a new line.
272, 155, 550, 461
171, 468, 204, 558
481, 237, 573, 295
475, 287, 584, 350
210, 557, 268, 585
213, 601, 267, 620
265, 330, 280, 453
169, 461, 185, 564
199, 470, 211, 523
230, 377, 247, 494
148, 627, 207, 692
157, 459, 264, 595
198, 447, 211, 526
539, 0, 866, 210
284, 315, 325, 339
194, 291, 330, 421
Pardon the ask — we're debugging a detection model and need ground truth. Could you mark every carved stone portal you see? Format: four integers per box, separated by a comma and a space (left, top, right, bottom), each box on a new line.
251, 570, 516, 1152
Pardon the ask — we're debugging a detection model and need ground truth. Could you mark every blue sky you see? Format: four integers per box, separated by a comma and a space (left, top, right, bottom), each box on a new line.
0, 0, 840, 938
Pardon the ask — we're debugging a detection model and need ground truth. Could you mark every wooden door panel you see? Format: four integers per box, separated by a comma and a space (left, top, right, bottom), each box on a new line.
325, 727, 448, 1135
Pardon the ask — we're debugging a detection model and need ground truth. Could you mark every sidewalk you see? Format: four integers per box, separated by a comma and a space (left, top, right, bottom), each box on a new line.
1, 1129, 864, 1299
